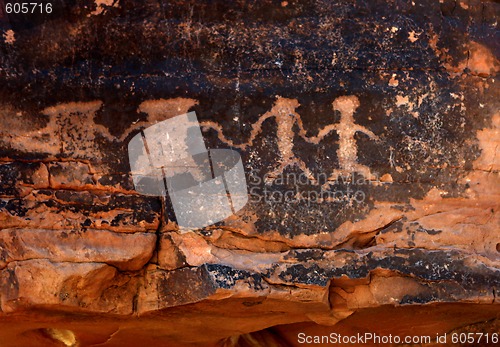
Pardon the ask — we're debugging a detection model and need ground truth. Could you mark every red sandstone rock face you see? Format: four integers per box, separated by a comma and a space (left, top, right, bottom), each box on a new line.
0, 0, 499, 346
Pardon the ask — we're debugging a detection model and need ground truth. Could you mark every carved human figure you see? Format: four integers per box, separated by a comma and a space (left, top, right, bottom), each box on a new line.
201, 97, 316, 182
200, 95, 379, 185
328, 95, 379, 181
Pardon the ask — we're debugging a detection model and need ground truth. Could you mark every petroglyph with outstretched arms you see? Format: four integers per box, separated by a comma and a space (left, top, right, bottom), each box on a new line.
201, 95, 380, 184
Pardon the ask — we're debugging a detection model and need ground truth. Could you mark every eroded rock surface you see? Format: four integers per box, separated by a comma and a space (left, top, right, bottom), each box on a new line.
0, 0, 498, 346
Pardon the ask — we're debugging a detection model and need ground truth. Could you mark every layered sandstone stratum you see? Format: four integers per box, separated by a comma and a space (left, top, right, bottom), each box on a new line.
0, 0, 498, 346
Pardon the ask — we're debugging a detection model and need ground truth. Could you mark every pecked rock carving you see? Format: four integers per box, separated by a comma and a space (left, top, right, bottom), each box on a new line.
0, 0, 498, 346
202, 95, 382, 184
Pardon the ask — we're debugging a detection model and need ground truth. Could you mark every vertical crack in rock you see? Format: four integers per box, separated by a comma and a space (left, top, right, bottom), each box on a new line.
0, 0, 498, 344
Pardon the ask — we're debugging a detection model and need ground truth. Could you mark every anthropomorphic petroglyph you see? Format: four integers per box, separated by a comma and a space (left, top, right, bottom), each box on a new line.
201, 95, 380, 184
201, 97, 317, 182
328, 95, 379, 181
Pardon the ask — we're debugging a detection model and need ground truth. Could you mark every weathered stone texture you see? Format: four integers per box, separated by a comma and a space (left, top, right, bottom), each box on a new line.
0, 0, 498, 346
